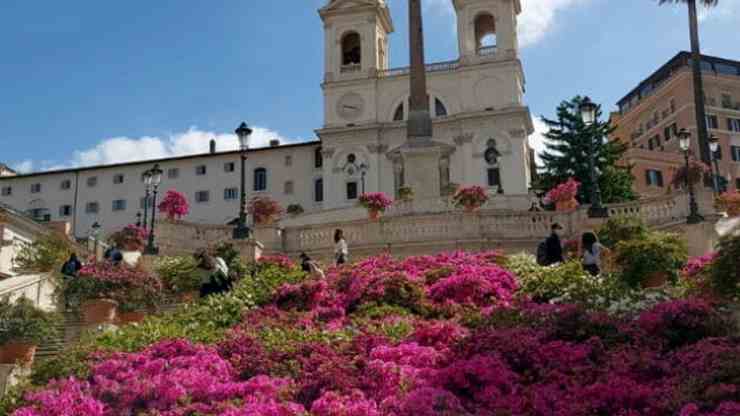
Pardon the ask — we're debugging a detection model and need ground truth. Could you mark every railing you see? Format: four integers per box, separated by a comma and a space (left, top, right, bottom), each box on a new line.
378, 59, 460, 78
0, 273, 58, 312
478, 45, 497, 56
340, 64, 361, 73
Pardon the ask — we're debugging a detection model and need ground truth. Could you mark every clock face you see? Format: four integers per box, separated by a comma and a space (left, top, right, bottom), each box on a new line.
337, 93, 365, 121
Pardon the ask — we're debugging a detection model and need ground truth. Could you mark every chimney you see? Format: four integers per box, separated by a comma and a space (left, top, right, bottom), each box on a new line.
209, 139, 216, 154
269, 139, 280, 147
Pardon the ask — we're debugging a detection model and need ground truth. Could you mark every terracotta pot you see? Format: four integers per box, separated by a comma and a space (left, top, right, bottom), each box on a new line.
642, 272, 668, 289
179, 291, 199, 303
368, 209, 381, 221
257, 216, 274, 226
81, 299, 118, 325
464, 205, 479, 213
555, 198, 578, 212
117, 311, 147, 325
0, 342, 37, 366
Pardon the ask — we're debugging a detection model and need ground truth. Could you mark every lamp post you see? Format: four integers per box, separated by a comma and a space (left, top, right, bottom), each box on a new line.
579, 96, 608, 218
359, 163, 369, 194
678, 128, 703, 224
144, 164, 163, 255
135, 211, 142, 227
142, 169, 152, 228
233, 122, 253, 240
708, 134, 722, 194
90, 221, 101, 259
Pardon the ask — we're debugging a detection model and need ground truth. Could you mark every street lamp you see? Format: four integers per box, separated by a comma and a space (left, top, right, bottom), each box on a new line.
144, 164, 163, 255
90, 221, 101, 259
142, 169, 153, 228
708, 134, 722, 194
359, 163, 369, 194
579, 96, 608, 218
233, 122, 253, 240
678, 128, 703, 224
136, 211, 142, 227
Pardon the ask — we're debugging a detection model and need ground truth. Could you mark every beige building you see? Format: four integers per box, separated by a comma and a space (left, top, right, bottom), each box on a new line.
611, 51, 740, 197
0, 0, 534, 239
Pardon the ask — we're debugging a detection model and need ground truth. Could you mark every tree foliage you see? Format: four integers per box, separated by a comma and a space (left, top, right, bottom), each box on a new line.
536, 96, 637, 204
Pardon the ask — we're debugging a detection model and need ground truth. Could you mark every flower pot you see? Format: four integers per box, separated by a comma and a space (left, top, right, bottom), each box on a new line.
368, 209, 381, 221
179, 291, 199, 303
555, 198, 578, 212
117, 311, 147, 325
0, 342, 37, 366
257, 216, 274, 226
81, 299, 118, 325
464, 205, 479, 213
642, 272, 668, 289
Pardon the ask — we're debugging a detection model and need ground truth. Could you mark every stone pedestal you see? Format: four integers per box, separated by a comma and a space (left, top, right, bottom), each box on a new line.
399, 140, 453, 201
233, 238, 264, 264
685, 221, 720, 257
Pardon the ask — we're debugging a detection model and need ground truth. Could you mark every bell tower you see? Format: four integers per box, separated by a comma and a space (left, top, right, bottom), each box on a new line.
319, 0, 394, 83
452, 0, 520, 63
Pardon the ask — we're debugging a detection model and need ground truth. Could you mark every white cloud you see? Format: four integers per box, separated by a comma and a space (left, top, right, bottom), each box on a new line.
698, 1, 739, 21
425, 0, 589, 48
25, 126, 305, 171
11, 160, 34, 174
528, 117, 551, 166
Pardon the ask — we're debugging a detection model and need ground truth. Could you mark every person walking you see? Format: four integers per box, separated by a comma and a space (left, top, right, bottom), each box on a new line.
581, 232, 606, 277
537, 223, 564, 266
60, 253, 82, 278
334, 229, 348, 266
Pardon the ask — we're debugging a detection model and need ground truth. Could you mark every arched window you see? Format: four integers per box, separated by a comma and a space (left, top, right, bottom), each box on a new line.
254, 168, 267, 191
474, 13, 497, 55
315, 178, 324, 203
435, 98, 448, 117
341, 32, 361, 66
393, 103, 404, 121
314, 147, 323, 168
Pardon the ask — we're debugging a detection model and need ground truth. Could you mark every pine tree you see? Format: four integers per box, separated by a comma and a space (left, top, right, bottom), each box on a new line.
536, 96, 637, 204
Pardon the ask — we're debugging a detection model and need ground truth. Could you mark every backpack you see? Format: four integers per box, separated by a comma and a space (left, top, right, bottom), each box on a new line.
536, 240, 548, 266
61, 261, 77, 276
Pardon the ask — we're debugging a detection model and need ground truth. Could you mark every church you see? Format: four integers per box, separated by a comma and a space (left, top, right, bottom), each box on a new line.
0, 0, 534, 238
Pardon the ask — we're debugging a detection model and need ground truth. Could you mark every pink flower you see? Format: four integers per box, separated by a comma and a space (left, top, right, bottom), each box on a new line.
157, 189, 190, 220
452, 186, 489, 208
358, 192, 394, 212
545, 178, 580, 203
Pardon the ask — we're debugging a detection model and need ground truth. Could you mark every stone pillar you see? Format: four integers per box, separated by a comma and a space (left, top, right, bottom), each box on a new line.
232, 238, 264, 264
407, 0, 432, 139
684, 221, 720, 257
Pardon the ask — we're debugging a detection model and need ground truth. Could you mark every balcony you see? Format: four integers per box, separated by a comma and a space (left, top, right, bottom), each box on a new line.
340, 64, 361, 74
478, 45, 497, 57
377, 59, 460, 78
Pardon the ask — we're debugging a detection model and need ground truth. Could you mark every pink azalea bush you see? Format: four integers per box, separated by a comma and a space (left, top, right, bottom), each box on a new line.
683, 252, 718, 279
452, 186, 489, 209
544, 178, 580, 204
358, 193, 394, 212
717, 190, 740, 216
109, 224, 148, 251
157, 189, 190, 220
258, 255, 296, 271
12, 251, 740, 416
248, 196, 283, 224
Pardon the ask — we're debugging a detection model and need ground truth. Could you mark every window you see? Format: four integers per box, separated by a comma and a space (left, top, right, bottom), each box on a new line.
112, 199, 127, 211
224, 187, 238, 201
645, 169, 664, 187
722, 94, 734, 109
1, 186, 11, 196
284, 181, 294, 195
254, 168, 267, 191
315, 148, 323, 169
341, 32, 361, 66
195, 165, 207, 176
85, 202, 99, 214
728, 118, 740, 132
474, 13, 497, 54
195, 191, 210, 203
664, 123, 677, 141
28, 209, 50, 221
87, 177, 97, 187
167, 168, 179, 179
717, 64, 739, 76
393, 103, 404, 121
112, 174, 124, 184
60, 179, 72, 190
30, 183, 42, 194
713, 145, 723, 161
487, 168, 501, 187
669, 99, 676, 113
435, 98, 448, 117
59, 205, 72, 217
315, 178, 324, 203
706, 114, 719, 130
285, 155, 293, 167
346, 182, 358, 200
224, 162, 235, 173
731, 146, 740, 162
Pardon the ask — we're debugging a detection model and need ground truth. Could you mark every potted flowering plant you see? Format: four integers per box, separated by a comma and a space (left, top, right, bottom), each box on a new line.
716, 190, 740, 217
157, 190, 190, 221
248, 196, 283, 225
671, 159, 710, 189
110, 224, 148, 252
286, 204, 305, 217
545, 178, 580, 211
398, 186, 414, 202
0, 297, 59, 366
358, 192, 394, 220
452, 186, 489, 212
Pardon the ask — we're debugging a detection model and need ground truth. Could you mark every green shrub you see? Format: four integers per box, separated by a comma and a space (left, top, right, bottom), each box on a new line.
597, 215, 648, 249
0, 296, 60, 345
155, 255, 201, 293
711, 234, 740, 300
615, 232, 687, 288
12, 234, 72, 273
214, 242, 247, 279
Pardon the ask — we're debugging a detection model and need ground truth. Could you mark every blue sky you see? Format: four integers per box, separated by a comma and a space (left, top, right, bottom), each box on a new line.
1, 0, 738, 173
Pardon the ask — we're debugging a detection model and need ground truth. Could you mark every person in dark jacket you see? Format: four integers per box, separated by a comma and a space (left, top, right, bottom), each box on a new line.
544, 223, 565, 266
60, 253, 82, 278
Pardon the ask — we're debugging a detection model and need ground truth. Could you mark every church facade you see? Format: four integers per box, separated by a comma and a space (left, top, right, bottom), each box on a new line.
0, 0, 534, 239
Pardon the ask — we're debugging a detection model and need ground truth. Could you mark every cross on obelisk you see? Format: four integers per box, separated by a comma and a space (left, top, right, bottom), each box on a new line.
407, 0, 432, 142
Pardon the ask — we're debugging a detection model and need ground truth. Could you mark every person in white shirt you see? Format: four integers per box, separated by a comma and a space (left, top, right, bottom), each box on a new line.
334, 229, 348, 265
581, 232, 606, 276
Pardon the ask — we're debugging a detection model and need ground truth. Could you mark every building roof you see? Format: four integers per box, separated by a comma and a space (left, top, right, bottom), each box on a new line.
0, 140, 321, 181
617, 51, 740, 111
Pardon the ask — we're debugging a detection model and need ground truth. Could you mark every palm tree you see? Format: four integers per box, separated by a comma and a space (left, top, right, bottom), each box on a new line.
656, 0, 718, 165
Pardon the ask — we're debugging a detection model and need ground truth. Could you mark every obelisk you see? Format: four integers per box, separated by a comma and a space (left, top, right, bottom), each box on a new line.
401, 0, 444, 199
